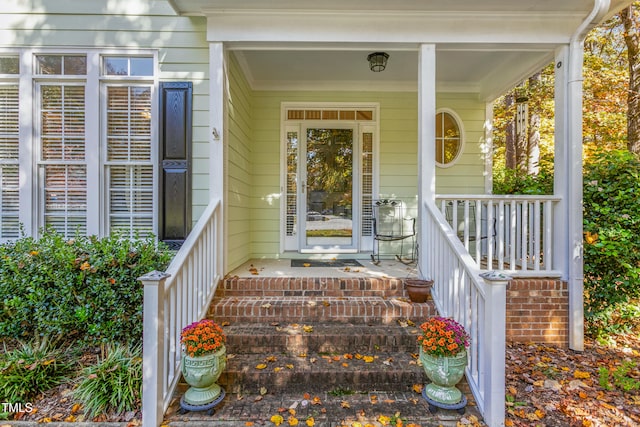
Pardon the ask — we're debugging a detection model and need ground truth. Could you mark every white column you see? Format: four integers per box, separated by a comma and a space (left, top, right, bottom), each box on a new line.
554, 43, 584, 352
209, 42, 226, 275
418, 44, 436, 276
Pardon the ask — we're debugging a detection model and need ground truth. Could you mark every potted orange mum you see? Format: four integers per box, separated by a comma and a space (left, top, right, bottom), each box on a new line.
180, 319, 227, 406
417, 317, 470, 405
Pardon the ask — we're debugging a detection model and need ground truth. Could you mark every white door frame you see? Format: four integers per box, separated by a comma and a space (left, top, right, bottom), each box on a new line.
280, 102, 379, 254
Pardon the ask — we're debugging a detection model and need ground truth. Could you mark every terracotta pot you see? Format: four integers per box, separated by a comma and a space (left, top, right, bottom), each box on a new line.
404, 279, 433, 303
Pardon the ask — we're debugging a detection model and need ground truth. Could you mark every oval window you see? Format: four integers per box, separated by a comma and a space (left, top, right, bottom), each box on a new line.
435, 110, 463, 167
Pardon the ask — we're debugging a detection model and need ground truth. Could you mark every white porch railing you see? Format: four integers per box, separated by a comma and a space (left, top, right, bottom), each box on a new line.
436, 195, 562, 277
139, 198, 222, 427
422, 200, 509, 427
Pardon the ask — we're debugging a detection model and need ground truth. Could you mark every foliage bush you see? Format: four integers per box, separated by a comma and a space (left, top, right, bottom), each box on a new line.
492, 160, 554, 195
0, 342, 73, 403
0, 229, 172, 346
583, 150, 640, 336
73, 344, 142, 418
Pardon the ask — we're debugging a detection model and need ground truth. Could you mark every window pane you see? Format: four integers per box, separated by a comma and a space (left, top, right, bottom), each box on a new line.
435, 111, 462, 166
63, 56, 87, 75
0, 85, 19, 160
1, 165, 19, 239
104, 57, 128, 76
36, 55, 62, 74
40, 85, 85, 161
106, 86, 151, 161
109, 165, 153, 237
0, 56, 19, 74
43, 165, 87, 237
130, 57, 153, 76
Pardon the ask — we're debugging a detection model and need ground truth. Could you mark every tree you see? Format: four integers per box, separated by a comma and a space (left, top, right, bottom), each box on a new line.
621, 4, 640, 154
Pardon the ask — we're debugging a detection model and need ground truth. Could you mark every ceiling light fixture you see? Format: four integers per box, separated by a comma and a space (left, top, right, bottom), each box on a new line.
367, 52, 389, 72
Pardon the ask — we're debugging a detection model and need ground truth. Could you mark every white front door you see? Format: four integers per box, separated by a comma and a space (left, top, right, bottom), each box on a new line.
281, 103, 378, 254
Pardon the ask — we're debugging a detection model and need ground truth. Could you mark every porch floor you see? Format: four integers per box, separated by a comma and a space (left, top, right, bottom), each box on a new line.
226, 257, 420, 279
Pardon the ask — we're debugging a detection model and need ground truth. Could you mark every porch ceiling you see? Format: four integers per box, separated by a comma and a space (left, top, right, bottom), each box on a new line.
170, 0, 634, 101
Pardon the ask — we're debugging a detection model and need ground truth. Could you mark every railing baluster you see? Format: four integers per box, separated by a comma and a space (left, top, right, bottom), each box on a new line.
544, 201, 553, 272
534, 200, 541, 270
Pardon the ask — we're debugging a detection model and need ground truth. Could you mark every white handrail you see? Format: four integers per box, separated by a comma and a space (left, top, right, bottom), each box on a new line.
436, 195, 561, 277
139, 198, 222, 427
422, 200, 507, 427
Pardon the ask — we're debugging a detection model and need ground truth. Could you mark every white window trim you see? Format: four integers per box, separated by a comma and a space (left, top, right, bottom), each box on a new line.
435, 107, 465, 169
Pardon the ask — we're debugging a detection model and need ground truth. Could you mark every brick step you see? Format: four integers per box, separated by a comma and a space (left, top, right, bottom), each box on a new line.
223, 322, 423, 354
208, 296, 435, 324
164, 388, 483, 427
219, 351, 424, 394
216, 276, 408, 298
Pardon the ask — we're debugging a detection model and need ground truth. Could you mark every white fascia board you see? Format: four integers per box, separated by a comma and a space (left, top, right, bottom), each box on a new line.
206, 10, 585, 44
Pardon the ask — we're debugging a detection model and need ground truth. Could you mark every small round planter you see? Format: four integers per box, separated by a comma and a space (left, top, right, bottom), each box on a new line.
181, 345, 226, 406
404, 279, 433, 303
419, 347, 467, 405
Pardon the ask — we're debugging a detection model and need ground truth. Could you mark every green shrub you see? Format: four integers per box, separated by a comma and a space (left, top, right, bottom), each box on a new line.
73, 344, 142, 418
492, 161, 554, 195
0, 342, 73, 403
0, 229, 172, 346
583, 150, 640, 336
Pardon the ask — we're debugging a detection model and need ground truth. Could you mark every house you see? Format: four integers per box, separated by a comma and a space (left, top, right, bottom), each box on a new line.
1, 0, 634, 425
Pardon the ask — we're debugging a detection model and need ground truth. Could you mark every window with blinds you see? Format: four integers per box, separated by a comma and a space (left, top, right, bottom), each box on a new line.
0, 84, 19, 239
38, 84, 87, 236
105, 85, 153, 237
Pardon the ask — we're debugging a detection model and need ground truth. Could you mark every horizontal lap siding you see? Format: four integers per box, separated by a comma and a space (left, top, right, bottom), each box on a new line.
0, 0, 212, 227
227, 54, 253, 270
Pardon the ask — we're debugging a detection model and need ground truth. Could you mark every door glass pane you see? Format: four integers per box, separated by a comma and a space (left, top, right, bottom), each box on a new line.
305, 128, 353, 247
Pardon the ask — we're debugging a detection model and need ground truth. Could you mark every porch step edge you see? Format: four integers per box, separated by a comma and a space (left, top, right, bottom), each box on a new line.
222, 322, 424, 354
209, 296, 435, 324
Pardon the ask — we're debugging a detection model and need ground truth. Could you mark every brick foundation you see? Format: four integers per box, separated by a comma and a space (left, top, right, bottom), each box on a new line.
506, 278, 569, 346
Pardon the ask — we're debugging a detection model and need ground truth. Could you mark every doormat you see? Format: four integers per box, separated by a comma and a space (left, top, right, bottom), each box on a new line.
291, 259, 363, 268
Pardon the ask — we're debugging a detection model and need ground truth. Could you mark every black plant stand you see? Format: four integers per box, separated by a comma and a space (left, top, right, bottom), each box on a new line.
422, 387, 466, 415
178, 388, 226, 416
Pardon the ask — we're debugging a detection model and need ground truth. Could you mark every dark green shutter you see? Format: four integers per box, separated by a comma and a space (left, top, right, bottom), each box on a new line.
159, 82, 192, 249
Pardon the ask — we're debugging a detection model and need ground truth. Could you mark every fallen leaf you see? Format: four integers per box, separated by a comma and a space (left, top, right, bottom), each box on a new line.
256, 363, 267, 369
306, 417, 315, 426
303, 325, 314, 333
412, 384, 423, 393
288, 415, 299, 425
271, 414, 284, 426
341, 400, 351, 408
262, 303, 272, 309
260, 387, 268, 395
363, 355, 375, 363
303, 263, 311, 267
574, 370, 591, 379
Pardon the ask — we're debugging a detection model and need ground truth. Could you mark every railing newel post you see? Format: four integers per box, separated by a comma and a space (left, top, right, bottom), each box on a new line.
479, 271, 511, 427
139, 270, 171, 427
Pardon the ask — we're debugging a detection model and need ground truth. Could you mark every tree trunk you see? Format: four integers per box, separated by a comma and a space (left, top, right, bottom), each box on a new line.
505, 93, 516, 169
621, 5, 640, 154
